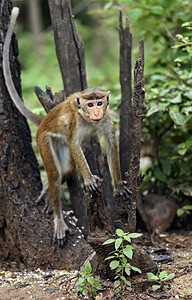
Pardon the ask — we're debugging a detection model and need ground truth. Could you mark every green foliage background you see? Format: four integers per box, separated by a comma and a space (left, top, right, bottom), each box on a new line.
13, 0, 192, 212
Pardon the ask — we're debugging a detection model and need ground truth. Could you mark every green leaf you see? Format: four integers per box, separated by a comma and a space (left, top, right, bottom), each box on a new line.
76, 277, 85, 286
186, 136, 192, 147
115, 238, 122, 250
116, 228, 124, 236
162, 273, 175, 281
154, 167, 166, 182
131, 266, 142, 273
103, 2, 113, 10
103, 238, 115, 245
128, 8, 143, 22
128, 233, 143, 239
105, 255, 115, 261
161, 159, 171, 175
181, 106, 192, 115
184, 91, 192, 99
158, 103, 168, 111
170, 93, 182, 103
87, 276, 95, 285
120, 275, 127, 282
182, 205, 192, 210
178, 148, 187, 156
169, 111, 191, 126
152, 284, 161, 292
147, 272, 159, 282
110, 260, 119, 270
125, 280, 132, 287
125, 266, 131, 276
84, 261, 92, 274
123, 247, 133, 259
146, 106, 159, 116
124, 236, 131, 242
182, 22, 192, 27
174, 56, 189, 63
150, 6, 164, 15
159, 270, 168, 280
177, 208, 185, 217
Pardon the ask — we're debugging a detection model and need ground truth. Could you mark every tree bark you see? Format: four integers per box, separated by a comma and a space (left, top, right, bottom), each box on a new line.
114, 13, 145, 233
0, 0, 92, 271
119, 10, 132, 179
48, 0, 87, 95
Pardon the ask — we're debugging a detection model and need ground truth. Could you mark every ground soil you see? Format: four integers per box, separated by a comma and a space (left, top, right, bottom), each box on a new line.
0, 230, 191, 300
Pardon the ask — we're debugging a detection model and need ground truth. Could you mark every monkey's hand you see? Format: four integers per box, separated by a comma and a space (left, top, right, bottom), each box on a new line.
85, 175, 102, 195
54, 216, 69, 247
115, 181, 132, 197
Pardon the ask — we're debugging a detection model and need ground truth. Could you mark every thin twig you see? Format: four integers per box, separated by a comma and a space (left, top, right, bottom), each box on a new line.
163, 23, 175, 41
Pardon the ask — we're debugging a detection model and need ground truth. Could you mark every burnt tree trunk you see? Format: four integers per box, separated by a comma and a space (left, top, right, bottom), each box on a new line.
0, 0, 92, 271
113, 13, 145, 233
119, 11, 132, 179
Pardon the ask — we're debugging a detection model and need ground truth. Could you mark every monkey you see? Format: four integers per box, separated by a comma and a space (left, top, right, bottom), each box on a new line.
3, 7, 131, 247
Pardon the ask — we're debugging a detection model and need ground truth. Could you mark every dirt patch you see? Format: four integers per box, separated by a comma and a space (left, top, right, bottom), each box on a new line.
0, 230, 191, 299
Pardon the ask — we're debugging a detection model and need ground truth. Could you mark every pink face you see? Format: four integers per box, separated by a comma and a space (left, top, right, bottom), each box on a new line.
83, 100, 106, 123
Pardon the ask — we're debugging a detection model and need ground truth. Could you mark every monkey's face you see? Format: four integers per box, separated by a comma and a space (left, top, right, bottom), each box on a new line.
75, 94, 109, 124
82, 99, 108, 124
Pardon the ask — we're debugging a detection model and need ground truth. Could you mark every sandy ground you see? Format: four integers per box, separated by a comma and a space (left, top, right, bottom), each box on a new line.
0, 230, 191, 300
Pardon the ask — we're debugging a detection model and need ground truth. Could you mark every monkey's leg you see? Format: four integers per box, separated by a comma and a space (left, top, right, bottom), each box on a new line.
38, 138, 69, 247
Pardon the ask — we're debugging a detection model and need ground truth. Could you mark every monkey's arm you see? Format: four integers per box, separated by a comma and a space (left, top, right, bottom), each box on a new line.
68, 138, 101, 194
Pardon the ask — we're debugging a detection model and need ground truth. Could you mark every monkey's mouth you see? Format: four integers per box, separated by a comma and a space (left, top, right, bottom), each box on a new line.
90, 118, 102, 123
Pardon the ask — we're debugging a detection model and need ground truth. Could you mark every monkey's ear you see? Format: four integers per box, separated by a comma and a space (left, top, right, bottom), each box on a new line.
107, 91, 110, 105
75, 95, 81, 109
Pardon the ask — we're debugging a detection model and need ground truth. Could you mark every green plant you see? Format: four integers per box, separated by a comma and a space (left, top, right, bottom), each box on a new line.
75, 261, 101, 299
177, 205, 192, 217
147, 270, 175, 292
142, 21, 192, 207
180, 288, 192, 298
103, 229, 142, 293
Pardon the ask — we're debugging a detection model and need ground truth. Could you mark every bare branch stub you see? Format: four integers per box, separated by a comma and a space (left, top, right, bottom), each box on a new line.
114, 39, 145, 233
126, 46, 145, 232
34, 86, 55, 112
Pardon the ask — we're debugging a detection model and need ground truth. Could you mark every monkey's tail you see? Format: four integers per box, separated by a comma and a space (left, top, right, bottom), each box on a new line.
3, 7, 44, 126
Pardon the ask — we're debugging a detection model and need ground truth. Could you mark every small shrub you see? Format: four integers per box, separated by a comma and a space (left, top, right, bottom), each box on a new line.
147, 270, 175, 292
103, 229, 142, 293
75, 261, 101, 299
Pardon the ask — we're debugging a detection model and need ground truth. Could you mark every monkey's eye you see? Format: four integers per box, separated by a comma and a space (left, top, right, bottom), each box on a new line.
88, 103, 94, 108
97, 102, 103, 107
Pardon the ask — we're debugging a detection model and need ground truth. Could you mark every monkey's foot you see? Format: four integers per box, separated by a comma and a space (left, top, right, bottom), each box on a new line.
85, 175, 102, 196
53, 216, 69, 247
36, 181, 53, 214
115, 181, 132, 197
36, 193, 53, 214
